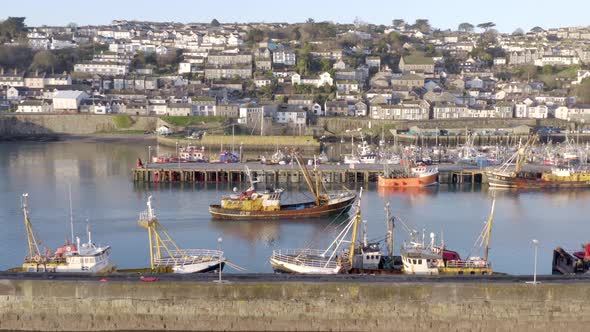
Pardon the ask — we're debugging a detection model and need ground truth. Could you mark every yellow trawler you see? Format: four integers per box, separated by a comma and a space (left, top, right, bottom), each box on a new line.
209, 154, 356, 220
487, 136, 590, 189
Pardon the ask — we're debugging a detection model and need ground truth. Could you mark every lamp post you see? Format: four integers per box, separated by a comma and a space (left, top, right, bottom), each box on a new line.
528, 239, 539, 285
148, 146, 152, 165
217, 237, 223, 282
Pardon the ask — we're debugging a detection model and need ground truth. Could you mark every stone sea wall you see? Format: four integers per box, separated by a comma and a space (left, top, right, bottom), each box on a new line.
317, 117, 568, 134
0, 114, 159, 136
0, 279, 589, 331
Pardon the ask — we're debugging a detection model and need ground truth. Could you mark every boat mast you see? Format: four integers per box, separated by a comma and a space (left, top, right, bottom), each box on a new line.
348, 188, 363, 267
69, 185, 74, 244
294, 152, 320, 205
22, 193, 42, 259
385, 202, 394, 257
483, 197, 496, 262
138, 196, 184, 270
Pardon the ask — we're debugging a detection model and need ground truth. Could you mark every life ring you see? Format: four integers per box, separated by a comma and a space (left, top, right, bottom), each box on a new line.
66, 246, 72, 252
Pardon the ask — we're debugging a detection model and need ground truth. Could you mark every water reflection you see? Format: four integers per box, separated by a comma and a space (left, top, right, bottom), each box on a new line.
0, 140, 589, 275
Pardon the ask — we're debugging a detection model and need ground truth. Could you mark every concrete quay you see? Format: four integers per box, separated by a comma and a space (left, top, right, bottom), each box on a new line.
0, 273, 589, 331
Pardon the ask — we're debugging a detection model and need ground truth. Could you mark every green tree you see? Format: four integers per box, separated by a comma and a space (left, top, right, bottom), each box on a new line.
575, 78, 590, 104
210, 19, 220, 27
458, 22, 474, 33
392, 19, 406, 29
0, 17, 27, 42
290, 27, 301, 41
512, 28, 525, 36
246, 28, 265, 44
31, 50, 57, 71
541, 65, 554, 75
477, 22, 496, 31
0, 45, 33, 70
425, 43, 436, 55
412, 19, 431, 33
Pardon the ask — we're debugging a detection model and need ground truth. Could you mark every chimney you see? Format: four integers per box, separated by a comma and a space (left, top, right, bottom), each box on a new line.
35, 69, 39, 76
14, 68, 17, 75
0, 67, 3, 75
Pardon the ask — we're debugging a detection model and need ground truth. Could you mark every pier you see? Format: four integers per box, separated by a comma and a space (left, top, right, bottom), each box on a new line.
132, 163, 487, 185
0, 275, 589, 331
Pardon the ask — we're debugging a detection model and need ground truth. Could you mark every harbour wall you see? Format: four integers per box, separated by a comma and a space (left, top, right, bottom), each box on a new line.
317, 117, 568, 135
0, 279, 589, 331
0, 114, 160, 136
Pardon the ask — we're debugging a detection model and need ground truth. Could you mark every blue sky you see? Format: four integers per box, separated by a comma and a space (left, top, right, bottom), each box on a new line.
4, 0, 587, 32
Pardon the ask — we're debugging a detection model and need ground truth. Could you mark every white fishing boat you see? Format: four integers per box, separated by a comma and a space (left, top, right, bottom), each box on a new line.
20, 193, 113, 273
138, 196, 224, 273
269, 188, 364, 274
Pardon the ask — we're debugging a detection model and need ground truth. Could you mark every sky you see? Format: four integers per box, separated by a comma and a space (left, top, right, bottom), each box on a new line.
4, 0, 588, 32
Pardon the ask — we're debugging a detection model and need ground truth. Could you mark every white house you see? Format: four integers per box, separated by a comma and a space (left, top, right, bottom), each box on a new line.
16, 100, 53, 113
291, 72, 333, 87
156, 125, 171, 136
274, 108, 307, 125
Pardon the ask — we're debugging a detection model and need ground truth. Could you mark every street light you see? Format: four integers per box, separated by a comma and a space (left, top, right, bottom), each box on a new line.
527, 239, 540, 285
148, 146, 152, 165
214, 237, 224, 283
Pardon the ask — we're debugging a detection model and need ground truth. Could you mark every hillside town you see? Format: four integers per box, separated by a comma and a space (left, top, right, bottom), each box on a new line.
2, 17, 590, 133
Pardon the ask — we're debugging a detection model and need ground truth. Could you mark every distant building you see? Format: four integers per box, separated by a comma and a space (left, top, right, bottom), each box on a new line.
52, 90, 89, 112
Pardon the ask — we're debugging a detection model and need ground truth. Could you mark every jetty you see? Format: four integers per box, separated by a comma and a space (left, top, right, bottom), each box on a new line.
132, 162, 492, 185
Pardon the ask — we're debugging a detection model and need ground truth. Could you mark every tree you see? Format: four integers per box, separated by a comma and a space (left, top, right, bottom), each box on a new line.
424, 43, 436, 55
210, 18, 220, 27
412, 19, 431, 33
290, 27, 301, 41
246, 28, 265, 44
0, 17, 27, 43
530, 26, 544, 33
392, 19, 405, 29
0, 45, 33, 70
458, 22, 474, 33
31, 50, 57, 71
477, 22, 496, 31
512, 28, 524, 36
576, 78, 590, 104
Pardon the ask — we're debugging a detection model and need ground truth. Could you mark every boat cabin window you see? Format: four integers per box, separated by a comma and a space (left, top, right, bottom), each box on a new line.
418, 259, 422, 265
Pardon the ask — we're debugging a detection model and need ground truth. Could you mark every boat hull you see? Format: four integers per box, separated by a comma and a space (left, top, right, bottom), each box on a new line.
172, 261, 224, 274
269, 257, 341, 274
487, 171, 590, 189
377, 173, 438, 188
209, 195, 356, 220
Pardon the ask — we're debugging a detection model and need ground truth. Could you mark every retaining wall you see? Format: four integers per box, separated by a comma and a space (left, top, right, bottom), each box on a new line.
0, 114, 159, 135
0, 280, 589, 331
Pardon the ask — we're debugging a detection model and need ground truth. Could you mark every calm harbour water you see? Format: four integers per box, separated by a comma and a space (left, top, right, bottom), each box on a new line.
0, 138, 589, 275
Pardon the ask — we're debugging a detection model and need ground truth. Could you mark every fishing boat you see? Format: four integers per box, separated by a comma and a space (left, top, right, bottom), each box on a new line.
209, 155, 356, 220
210, 150, 240, 164
269, 189, 363, 274
400, 198, 496, 275
377, 164, 438, 188
487, 136, 590, 189
138, 196, 224, 273
552, 243, 590, 275
18, 193, 114, 273
270, 189, 403, 274
178, 145, 208, 163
